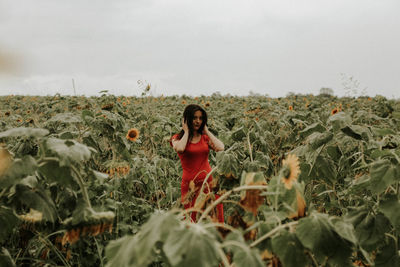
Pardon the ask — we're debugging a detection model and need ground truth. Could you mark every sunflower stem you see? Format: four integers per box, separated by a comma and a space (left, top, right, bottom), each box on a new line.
250, 221, 298, 248
216, 246, 231, 267
36, 232, 71, 267
198, 185, 268, 222
247, 131, 253, 162
70, 164, 92, 208
93, 237, 104, 267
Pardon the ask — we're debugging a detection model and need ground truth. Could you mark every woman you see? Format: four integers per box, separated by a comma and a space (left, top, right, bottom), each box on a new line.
170, 104, 224, 222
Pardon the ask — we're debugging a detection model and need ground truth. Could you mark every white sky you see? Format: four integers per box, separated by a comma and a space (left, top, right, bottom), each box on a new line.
0, 0, 399, 98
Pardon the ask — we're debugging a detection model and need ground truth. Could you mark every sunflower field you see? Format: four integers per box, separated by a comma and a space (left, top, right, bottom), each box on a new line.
0, 93, 400, 267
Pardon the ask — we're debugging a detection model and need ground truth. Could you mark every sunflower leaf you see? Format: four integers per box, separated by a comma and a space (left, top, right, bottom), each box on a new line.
271, 231, 308, 267
0, 127, 49, 138
163, 223, 220, 267
296, 212, 353, 266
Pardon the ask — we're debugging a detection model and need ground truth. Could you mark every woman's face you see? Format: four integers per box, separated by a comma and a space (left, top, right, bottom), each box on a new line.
192, 110, 203, 132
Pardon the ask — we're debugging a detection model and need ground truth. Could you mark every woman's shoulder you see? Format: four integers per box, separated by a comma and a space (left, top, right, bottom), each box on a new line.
169, 133, 180, 147
202, 134, 210, 142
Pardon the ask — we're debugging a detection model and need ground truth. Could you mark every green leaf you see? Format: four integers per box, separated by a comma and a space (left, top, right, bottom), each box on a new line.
38, 160, 76, 187
231, 126, 246, 141
47, 112, 82, 123
216, 151, 240, 179
63, 204, 114, 227
368, 159, 398, 194
163, 223, 220, 267
0, 127, 49, 138
330, 217, 357, 244
231, 245, 264, 267
371, 127, 396, 137
15, 184, 57, 223
59, 131, 74, 139
374, 237, 400, 267
82, 110, 94, 123
327, 112, 352, 132
271, 231, 308, 267
307, 131, 333, 149
105, 211, 180, 267
0, 247, 16, 267
296, 212, 353, 266
313, 155, 337, 184
44, 138, 96, 166
341, 125, 371, 141
326, 145, 342, 161
370, 149, 395, 160
299, 122, 325, 138
0, 206, 19, 240
379, 194, 400, 232
82, 135, 101, 152
346, 208, 390, 251
0, 156, 37, 188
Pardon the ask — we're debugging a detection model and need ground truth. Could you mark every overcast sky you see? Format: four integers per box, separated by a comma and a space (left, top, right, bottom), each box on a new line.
0, 0, 399, 98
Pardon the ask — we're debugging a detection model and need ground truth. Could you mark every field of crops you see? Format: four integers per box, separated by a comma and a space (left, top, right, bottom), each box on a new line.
1, 93, 400, 267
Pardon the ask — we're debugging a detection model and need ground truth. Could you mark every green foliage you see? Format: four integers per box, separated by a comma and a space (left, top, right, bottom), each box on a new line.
0, 94, 399, 266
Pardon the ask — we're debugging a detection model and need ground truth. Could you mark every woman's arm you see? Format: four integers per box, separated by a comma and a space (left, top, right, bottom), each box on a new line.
204, 126, 224, 152
172, 119, 189, 153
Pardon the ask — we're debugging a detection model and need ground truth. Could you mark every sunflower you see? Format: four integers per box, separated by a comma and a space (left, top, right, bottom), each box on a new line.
19, 208, 43, 223
280, 154, 300, 190
288, 105, 293, 111
331, 107, 340, 115
205, 101, 211, 107
181, 100, 187, 105
126, 128, 140, 142
101, 103, 114, 111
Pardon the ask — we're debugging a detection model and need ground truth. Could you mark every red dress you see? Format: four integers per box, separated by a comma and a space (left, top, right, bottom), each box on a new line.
170, 133, 224, 222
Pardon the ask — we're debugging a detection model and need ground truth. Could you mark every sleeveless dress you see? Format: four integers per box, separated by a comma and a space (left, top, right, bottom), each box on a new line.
170, 133, 224, 222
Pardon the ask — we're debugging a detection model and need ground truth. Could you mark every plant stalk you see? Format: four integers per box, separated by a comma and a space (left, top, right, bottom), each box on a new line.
250, 221, 298, 247
198, 185, 268, 221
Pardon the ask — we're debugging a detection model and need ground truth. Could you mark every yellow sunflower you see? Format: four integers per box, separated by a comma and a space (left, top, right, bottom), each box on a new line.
181, 100, 187, 105
280, 154, 300, 190
19, 208, 43, 223
288, 105, 293, 111
126, 128, 140, 142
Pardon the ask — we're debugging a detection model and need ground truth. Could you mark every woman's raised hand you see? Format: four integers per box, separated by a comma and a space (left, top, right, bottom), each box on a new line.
182, 118, 189, 133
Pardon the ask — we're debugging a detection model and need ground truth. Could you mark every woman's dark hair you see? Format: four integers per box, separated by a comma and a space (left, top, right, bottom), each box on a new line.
177, 104, 208, 140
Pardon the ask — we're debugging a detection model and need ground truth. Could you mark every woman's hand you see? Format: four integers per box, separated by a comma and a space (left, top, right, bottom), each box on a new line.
182, 119, 189, 133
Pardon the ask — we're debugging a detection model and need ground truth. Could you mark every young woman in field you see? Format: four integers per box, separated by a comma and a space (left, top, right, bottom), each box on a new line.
170, 104, 224, 222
